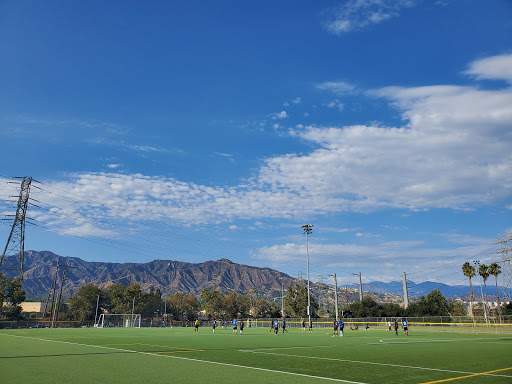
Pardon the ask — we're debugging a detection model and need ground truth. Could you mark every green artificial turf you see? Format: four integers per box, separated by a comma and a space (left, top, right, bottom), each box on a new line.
1, 326, 511, 383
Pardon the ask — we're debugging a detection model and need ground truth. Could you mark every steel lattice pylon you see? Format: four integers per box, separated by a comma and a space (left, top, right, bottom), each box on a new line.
493, 234, 512, 303
0, 176, 33, 280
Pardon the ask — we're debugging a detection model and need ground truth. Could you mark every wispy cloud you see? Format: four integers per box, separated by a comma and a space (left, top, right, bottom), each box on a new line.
317, 81, 356, 95
324, 0, 418, 35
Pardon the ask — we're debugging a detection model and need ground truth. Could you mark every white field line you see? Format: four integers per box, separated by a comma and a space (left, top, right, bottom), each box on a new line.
0, 333, 366, 384
240, 350, 512, 378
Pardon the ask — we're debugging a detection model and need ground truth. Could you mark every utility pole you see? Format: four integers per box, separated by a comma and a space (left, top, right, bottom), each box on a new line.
1, 176, 39, 280
47, 262, 60, 328
301, 224, 313, 325
54, 264, 76, 327
402, 272, 409, 309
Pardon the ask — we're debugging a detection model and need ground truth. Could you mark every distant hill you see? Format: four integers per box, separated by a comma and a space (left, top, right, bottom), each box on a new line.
3, 250, 488, 301
362, 280, 504, 300
6, 250, 295, 299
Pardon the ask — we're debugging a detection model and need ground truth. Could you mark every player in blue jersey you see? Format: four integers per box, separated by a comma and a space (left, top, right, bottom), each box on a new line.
339, 318, 344, 337
282, 319, 287, 333
273, 319, 279, 335
232, 318, 238, 335
402, 319, 408, 335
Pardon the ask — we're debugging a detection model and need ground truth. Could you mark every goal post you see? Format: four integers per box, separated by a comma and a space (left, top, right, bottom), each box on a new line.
95, 314, 141, 328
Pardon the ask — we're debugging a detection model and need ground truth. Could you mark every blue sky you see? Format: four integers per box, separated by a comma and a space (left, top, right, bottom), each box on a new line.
1, 0, 511, 289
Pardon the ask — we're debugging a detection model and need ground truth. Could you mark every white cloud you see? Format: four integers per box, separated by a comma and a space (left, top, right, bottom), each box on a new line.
107, 164, 121, 169
327, 99, 344, 111
252, 237, 492, 283
464, 53, 512, 83
324, 0, 418, 35
272, 111, 288, 119
22, 55, 512, 234
292, 97, 302, 104
317, 81, 355, 95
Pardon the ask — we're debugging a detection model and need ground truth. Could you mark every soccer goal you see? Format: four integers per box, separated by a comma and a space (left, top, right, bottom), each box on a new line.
95, 314, 141, 328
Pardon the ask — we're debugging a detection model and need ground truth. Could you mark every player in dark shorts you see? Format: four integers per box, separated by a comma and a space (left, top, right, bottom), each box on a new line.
239, 320, 244, 335
394, 319, 399, 335
302, 319, 306, 331
232, 318, 237, 335
308, 319, 313, 332
332, 320, 338, 337
282, 319, 287, 333
273, 319, 279, 335
270, 319, 274, 333
402, 319, 409, 335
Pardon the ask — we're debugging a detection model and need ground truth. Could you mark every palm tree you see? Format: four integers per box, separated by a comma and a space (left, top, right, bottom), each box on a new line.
478, 263, 490, 321
488, 262, 502, 322
462, 262, 476, 320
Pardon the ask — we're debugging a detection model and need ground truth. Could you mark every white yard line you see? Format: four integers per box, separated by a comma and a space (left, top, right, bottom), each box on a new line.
240, 350, 511, 378
0, 333, 367, 384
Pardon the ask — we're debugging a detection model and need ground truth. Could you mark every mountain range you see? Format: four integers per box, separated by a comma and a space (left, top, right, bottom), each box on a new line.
2, 250, 486, 301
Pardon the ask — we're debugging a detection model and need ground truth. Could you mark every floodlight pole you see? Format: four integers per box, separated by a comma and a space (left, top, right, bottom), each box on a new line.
333, 274, 338, 322
302, 224, 313, 326
279, 276, 284, 318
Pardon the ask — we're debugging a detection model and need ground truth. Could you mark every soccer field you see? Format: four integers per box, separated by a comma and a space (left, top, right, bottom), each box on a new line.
1, 327, 511, 384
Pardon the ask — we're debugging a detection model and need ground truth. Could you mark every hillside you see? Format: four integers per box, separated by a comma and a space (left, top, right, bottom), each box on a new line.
9, 251, 296, 298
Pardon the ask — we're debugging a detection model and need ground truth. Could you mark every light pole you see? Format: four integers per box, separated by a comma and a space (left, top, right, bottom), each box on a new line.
279, 277, 284, 318
301, 224, 313, 326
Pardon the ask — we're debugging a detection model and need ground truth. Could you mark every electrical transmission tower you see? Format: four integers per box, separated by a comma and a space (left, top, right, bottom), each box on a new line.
493, 233, 512, 302
0, 176, 37, 280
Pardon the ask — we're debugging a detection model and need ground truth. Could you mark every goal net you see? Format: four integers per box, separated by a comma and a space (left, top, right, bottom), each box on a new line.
95, 314, 141, 328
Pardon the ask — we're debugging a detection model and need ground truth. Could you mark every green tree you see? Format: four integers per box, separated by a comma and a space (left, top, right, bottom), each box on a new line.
200, 289, 226, 319
253, 298, 281, 318
68, 283, 104, 322
285, 284, 319, 318
462, 262, 476, 319
380, 302, 405, 317
105, 283, 145, 314
348, 297, 381, 317
478, 264, 490, 319
0, 274, 26, 320
406, 289, 450, 317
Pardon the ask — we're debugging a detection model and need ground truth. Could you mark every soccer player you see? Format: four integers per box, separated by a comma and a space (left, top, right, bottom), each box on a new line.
339, 318, 344, 337
394, 319, 399, 335
194, 319, 199, 332
239, 320, 244, 335
402, 319, 409, 335
232, 318, 238, 335
332, 320, 338, 337
282, 319, 287, 333
302, 319, 306, 331
308, 319, 313, 333
212, 319, 216, 334
273, 319, 279, 335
